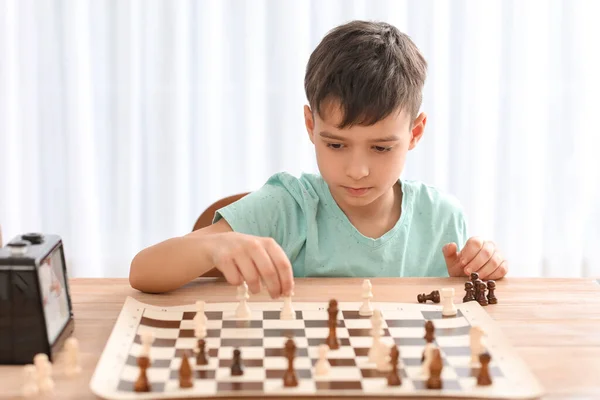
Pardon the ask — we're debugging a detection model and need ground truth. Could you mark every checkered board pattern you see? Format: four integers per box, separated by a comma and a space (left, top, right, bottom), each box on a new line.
90, 296, 543, 399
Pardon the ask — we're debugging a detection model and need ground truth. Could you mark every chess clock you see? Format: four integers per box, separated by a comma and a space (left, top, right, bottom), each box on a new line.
0, 233, 75, 364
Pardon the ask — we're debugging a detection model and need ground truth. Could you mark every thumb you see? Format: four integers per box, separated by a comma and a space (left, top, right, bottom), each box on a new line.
443, 243, 463, 276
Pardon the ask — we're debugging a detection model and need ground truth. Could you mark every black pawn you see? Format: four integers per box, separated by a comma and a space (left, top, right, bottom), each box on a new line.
417, 290, 440, 304
476, 281, 488, 306
487, 280, 498, 304
196, 339, 208, 365
230, 348, 243, 376
470, 272, 479, 283
474, 278, 483, 300
463, 281, 476, 302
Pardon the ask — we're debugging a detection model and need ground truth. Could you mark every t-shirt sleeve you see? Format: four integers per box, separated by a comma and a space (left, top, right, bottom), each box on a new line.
211, 173, 307, 259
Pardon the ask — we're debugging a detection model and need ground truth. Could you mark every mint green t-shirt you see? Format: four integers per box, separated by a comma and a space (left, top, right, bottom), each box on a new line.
213, 172, 468, 277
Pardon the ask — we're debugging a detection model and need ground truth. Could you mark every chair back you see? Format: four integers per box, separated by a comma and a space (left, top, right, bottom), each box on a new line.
192, 193, 249, 231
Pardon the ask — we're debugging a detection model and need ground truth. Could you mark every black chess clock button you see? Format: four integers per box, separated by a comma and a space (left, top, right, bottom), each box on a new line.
22, 232, 44, 244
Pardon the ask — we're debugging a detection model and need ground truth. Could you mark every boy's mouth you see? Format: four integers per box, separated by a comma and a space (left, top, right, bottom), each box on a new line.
342, 186, 371, 196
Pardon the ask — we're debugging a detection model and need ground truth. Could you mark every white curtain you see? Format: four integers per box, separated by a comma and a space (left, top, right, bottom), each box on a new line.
1, 0, 599, 278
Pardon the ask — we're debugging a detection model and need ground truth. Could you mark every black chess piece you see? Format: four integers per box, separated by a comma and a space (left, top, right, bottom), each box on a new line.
486, 280, 498, 304
283, 338, 298, 387
387, 345, 402, 386
476, 281, 488, 306
477, 352, 493, 385
196, 339, 208, 365
326, 299, 340, 350
470, 272, 479, 283
230, 348, 243, 376
463, 281, 476, 302
474, 278, 483, 300
421, 321, 435, 362
417, 290, 440, 304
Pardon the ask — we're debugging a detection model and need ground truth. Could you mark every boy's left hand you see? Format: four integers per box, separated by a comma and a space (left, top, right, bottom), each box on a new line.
443, 237, 508, 280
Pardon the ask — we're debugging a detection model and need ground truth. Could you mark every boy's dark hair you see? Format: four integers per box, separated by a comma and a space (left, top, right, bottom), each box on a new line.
305, 20, 427, 129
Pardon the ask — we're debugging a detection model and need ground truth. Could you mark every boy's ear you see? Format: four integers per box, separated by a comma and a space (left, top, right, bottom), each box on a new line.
304, 105, 315, 143
409, 112, 427, 150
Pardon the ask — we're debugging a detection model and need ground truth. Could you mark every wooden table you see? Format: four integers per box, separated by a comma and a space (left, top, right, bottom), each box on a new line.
1, 277, 600, 400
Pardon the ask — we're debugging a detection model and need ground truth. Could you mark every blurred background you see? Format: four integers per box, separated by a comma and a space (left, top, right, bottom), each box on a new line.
1, 0, 599, 278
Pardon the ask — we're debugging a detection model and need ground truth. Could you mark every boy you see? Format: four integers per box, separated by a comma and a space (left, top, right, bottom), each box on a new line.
129, 20, 508, 296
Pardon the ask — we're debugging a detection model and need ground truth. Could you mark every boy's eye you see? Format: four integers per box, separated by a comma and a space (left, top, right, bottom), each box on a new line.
327, 143, 344, 150
374, 146, 392, 153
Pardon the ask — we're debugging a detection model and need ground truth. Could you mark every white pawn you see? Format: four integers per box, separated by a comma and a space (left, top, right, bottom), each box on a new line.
235, 282, 251, 319
368, 310, 383, 363
33, 353, 54, 393
21, 364, 38, 397
421, 342, 436, 377
470, 326, 485, 366
314, 344, 330, 376
195, 300, 208, 325
64, 337, 81, 377
140, 330, 155, 359
376, 345, 392, 372
195, 320, 207, 339
280, 291, 295, 320
441, 287, 457, 317
359, 279, 374, 316
194, 300, 208, 339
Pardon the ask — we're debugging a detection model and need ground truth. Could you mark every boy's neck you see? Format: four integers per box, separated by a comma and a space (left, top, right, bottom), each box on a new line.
336, 182, 402, 238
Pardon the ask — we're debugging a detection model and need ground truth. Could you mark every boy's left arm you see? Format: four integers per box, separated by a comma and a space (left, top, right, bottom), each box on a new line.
442, 237, 508, 280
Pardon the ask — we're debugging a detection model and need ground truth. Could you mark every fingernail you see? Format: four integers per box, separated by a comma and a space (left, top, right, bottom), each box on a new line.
465, 268, 472, 274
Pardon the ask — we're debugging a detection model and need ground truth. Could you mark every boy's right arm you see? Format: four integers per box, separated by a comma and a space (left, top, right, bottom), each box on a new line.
129, 219, 294, 298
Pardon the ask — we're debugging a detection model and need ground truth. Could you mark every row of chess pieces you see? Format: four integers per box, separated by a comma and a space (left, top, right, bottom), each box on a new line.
22, 337, 81, 397
417, 272, 498, 307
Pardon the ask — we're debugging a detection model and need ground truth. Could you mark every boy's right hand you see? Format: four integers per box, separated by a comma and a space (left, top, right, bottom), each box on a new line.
207, 232, 294, 299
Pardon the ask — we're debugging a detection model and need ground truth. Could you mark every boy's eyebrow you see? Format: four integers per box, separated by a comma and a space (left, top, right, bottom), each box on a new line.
319, 131, 400, 142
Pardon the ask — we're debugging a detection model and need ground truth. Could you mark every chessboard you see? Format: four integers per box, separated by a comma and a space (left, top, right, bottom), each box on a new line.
90, 296, 543, 399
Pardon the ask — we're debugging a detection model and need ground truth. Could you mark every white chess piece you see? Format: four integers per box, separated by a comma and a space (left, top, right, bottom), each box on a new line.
195, 320, 207, 339
140, 330, 155, 359
33, 353, 54, 393
470, 326, 485, 366
280, 291, 295, 320
421, 342, 436, 377
64, 337, 82, 377
195, 300, 208, 325
314, 344, 331, 376
194, 300, 208, 339
21, 364, 38, 397
359, 279, 374, 316
375, 342, 392, 372
235, 282, 251, 319
441, 287, 457, 316
368, 310, 384, 363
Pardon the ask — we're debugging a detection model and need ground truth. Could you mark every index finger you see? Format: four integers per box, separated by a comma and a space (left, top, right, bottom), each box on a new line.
264, 238, 294, 296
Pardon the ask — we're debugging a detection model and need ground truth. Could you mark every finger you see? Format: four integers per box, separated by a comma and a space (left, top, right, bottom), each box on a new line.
463, 240, 495, 275
487, 260, 508, 280
217, 257, 244, 287
459, 236, 485, 267
234, 252, 262, 294
249, 242, 282, 299
475, 251, 503, 280
264, 238, 294, 296
442, 243, 464, 277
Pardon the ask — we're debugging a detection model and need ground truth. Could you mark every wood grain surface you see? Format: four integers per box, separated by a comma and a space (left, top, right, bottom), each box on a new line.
1, 277, 599, 400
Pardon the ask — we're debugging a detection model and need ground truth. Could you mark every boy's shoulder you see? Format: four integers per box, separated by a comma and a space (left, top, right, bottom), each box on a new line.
263, 171, 326, 200
401, 179, 465, 216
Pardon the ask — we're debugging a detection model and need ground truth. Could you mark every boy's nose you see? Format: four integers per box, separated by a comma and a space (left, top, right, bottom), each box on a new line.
345, 159, 369, 181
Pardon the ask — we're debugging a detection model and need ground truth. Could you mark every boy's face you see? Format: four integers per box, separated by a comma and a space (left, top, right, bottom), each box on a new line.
304, 100, 426, 209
